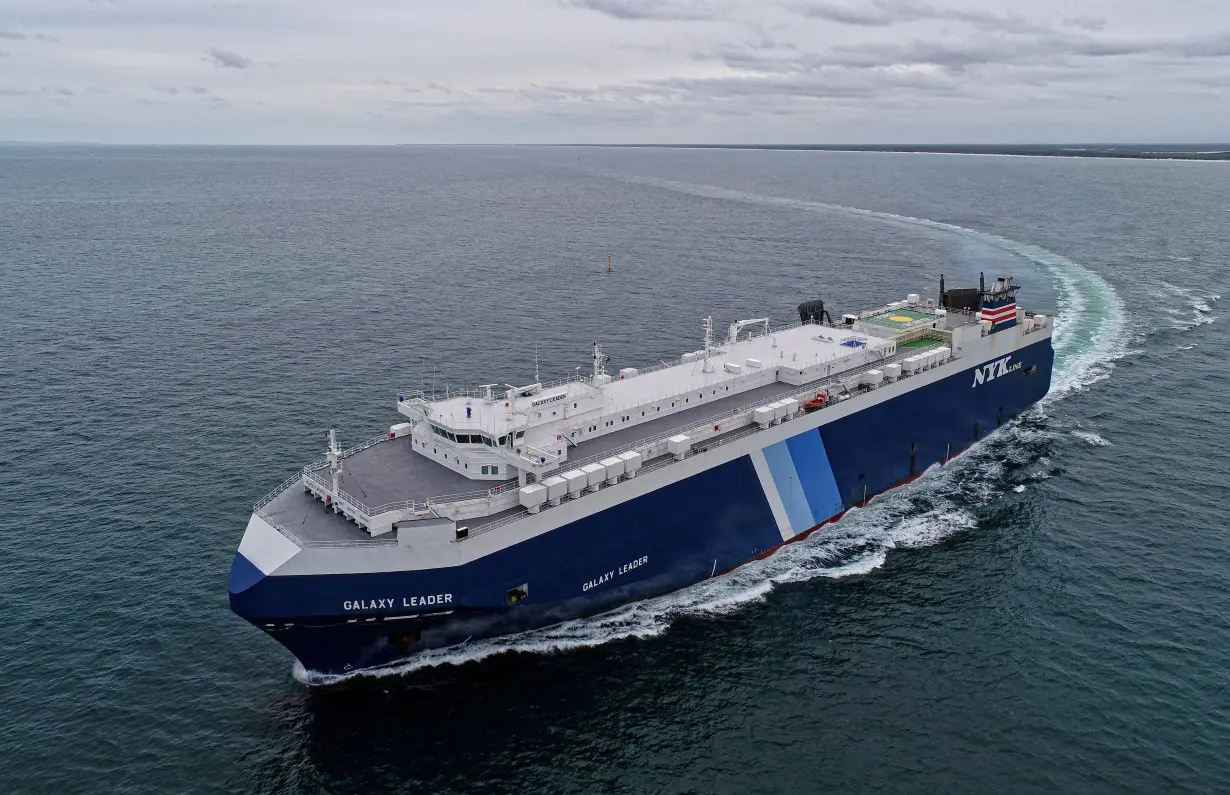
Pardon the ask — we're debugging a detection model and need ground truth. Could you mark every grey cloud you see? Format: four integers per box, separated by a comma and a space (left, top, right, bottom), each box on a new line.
1175, 31, 1230, 58
1063, 15, 1105, 31
0, 49, 8, 58
562, 0, 725, 21
793, 1, 1054, 35
697, 27, 1230, 77
205, 47, 252, 69
426, 82, 453, 94
0, 29, 59, 42
43, 85, 75, 96
151, 83, 214, 97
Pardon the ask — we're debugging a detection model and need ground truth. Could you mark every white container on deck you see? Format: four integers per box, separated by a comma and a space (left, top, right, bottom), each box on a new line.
667, 434, 691, 459
581, 463, 606, 489
681, 352, 699, 363
753, 406, 774, 428
907, 293, 920, 304
769, 401, 787, 421
562, 469, 587, 497
724, 362, 743, 374
936, 347, 950, 364
617, 450, 642, 476
541, 475, 568, 506
619, 367, 638, 379
885, 363, 902, 380
600, 456, 624, 484
389, 422, 412, 438
745, 358, 762, 369
903, 357, 919, 373
864, 369, 883, 387
519, 483, 547, 513
780, 397, 799, 417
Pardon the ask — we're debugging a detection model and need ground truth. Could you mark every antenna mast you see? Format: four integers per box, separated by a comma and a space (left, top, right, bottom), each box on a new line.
702, 316, 715, 373
326, 429, 343, 498
591, 342, 607, 383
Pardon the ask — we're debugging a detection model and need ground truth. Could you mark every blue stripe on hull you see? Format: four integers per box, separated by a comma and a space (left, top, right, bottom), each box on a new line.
232, 338, 1054, 677
784, 430, 844, 526
761, 440, 813, 532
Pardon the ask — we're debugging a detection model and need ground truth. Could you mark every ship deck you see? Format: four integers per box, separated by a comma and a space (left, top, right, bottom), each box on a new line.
308, 435, 483, 508
274, 376, 820, 545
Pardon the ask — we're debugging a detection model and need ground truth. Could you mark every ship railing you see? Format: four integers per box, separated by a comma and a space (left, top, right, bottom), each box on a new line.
365, 478, 522, 516
253, 470, 310, 511
341, 433, 393, 458
557, 347, 923, 474
254, 507, 399, 548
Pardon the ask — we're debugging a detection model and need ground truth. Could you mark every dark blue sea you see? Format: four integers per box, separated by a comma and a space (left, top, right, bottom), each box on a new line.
2, 145, 1227, 794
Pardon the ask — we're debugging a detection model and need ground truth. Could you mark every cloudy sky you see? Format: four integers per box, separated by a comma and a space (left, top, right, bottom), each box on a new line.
2, 0, 1228, 144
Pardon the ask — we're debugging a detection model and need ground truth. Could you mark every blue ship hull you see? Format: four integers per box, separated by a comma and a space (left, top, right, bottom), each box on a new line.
229, 338, 1053, 681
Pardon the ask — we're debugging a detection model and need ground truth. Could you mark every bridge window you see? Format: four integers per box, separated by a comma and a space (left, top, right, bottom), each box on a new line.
491, 465, 498, 474
481, 465, 489, 474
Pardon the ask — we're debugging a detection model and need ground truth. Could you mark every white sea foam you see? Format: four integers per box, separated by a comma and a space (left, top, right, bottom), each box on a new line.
1071, 430, 1113, 447
1155, 280, 1219, 331
300, 176, 1131, 685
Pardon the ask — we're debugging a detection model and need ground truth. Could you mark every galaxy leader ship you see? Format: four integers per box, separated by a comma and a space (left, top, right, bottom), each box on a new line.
229, 275, 1053, 680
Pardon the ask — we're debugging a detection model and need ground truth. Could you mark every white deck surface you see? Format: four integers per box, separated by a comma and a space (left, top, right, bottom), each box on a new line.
424, 322, 891, 436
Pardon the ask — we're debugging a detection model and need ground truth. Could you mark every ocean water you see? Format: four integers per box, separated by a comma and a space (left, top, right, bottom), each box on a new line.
2, 145, 1227, 794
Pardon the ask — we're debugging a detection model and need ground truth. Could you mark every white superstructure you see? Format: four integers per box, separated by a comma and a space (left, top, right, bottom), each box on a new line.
395, 313, 899, 482
286, 287, 1046, 541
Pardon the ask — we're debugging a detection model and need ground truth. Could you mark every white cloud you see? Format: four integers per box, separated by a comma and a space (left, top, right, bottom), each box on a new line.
0, 0, 1227, 143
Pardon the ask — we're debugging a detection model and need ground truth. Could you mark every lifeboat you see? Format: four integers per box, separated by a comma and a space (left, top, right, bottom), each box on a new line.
802, 393, 828, 412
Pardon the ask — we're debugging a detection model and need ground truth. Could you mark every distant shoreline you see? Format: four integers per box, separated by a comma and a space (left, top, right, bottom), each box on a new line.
3, 141, 1228, 161
588, 144, 1230, 161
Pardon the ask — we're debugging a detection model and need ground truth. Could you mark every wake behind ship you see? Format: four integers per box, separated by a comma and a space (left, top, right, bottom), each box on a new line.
229, 275, 1053, 682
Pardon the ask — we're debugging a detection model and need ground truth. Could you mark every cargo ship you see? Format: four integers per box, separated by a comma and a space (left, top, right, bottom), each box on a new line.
228, 274, 1053, 682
